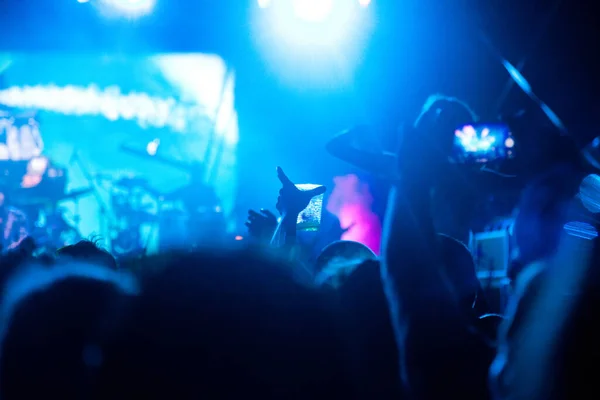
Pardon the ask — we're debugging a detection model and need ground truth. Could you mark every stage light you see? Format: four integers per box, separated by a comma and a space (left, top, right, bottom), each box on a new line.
580, 174, 600, 213
146, 139, 160, 156
292, 0, 334, 22
252, 0, 374, 89
77, 0, 90, 3
564, 221, 598, 240
358, 0, 371, 7
27, 156, 49, 175
99, 0, 156, 18
257, 0, 271, 9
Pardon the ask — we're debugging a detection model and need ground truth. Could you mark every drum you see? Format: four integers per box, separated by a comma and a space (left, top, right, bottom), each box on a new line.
30, 208, 81, 252
110, 186, 158, 256
146, 204, 227, 253
157, 209, 190, 251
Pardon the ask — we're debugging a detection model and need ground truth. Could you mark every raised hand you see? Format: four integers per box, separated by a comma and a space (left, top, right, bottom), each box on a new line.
245, 209, 278, 242
275, 167, 326, 217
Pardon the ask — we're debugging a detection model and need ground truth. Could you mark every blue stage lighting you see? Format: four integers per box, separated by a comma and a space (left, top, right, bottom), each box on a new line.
292, 0, 334, 22
252, 0, 374, 89
563, 221, 599, 240
99, 0, 156, 18
257, 0, 272, 9
580, 174, 600, 213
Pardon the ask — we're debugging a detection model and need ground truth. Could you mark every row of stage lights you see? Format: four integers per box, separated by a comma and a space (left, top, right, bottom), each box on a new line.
258, 0, 371, 21
258, 0, 372, 6
75, 0, 371, 20
72, 0, 374, 88
76, 0, 157, 18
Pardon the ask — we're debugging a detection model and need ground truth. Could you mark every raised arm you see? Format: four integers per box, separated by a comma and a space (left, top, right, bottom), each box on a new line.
270, 212, 298, 250
380, 100, 493, 400
270, 167, 326, 258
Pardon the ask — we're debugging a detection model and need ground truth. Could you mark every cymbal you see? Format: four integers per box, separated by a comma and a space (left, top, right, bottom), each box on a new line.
59, 188, 93, 202
113, 177, 164, 199
114, 177, 149, 188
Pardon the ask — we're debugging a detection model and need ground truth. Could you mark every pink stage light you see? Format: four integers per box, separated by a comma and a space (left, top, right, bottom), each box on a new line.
326, 174, 381, 255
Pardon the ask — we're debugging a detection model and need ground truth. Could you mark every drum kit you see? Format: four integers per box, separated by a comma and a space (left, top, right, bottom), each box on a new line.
0, 142, 225, 255
103, 174, 226, 257
0, 109, 225, 254
107, 144, 227, 256
1, 174, 226, 255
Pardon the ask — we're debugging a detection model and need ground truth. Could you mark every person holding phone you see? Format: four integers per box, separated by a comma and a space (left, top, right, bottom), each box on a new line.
326, 96, 484, 246
372, 95, 495, 399
269, 167, 326, 258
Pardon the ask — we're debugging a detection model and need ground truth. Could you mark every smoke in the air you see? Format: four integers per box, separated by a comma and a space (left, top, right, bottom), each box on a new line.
326, 174, 381, 255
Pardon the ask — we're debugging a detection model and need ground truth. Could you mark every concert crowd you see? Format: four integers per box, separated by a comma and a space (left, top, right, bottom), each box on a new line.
0, 94, 599, 400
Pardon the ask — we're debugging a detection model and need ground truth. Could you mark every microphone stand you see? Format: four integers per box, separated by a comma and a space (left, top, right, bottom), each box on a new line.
70, 150, 112, 247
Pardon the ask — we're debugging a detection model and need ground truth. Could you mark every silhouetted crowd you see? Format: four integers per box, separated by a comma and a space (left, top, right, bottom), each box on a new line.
0, 95, 597, 400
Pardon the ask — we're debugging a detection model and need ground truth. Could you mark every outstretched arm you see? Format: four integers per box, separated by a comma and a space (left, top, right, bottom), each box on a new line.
381, 170, 492, 400
381, 176, 456, 321
270, 167, 326, 260
270, 213, 298, 250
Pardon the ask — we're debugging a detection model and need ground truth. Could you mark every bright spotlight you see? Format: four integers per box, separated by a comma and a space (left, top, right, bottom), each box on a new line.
358, 0, 371, 7
77, 0, 90, 3
99, 0, 156, 18
27, 156, 49, 175
252, 0, 374, 89
292, 0, 334, 22
146, 138, 160, 156
257, 0, 272, 9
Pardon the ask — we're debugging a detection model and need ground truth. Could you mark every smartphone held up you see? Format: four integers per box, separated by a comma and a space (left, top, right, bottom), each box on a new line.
451, 123, 515, 164
295, 184, 324, 232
